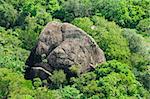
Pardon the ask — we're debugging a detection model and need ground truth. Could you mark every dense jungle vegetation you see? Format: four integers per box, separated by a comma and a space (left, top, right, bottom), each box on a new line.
0, 0, 150, 98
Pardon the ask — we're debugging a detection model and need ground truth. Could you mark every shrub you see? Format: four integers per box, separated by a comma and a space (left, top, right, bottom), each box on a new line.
71, 60, 149, 98
0, 68, 33, 98
72, 16, 131, 64
60, 86, 82, 99
0, 2, 18, 28
0, 68, 61, 99
0, 27, 29, 72
50, 70, 66, 88
122, 29, 145, 53
34, 87, 61, 99
94, 0, 150, 28
72, 17, 93, 32
55, 0, 93, 22
15, 16, 43, 50
136, 18, 150, 37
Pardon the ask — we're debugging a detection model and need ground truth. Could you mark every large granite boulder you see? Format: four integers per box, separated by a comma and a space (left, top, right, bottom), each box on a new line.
25, 22, 105, 80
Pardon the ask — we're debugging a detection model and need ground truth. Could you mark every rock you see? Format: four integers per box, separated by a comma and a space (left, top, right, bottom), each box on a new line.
25, 22, 105, 80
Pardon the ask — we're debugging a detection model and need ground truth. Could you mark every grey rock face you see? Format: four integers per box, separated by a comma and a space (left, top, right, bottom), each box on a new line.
25, 22, 105, 80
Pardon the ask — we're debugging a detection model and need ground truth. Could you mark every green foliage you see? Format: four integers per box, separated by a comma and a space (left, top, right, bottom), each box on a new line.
140, 72, 150, 90
71, 72, 98, 97
34, 87, 61, 99
33, 78, 42, 88
122, 29, 150, 89
1, 0, 54, 50
15, 23, 39, 50
122, 29, 149, 70
136, 18, 150, 37
21, 0, 60, 16
0, 77, 9, 99
72, 17, 93, 32
0, 0, 149, 98
50, 70, 66, 88
69, 65, 81, 76
55, 0, 93, 22
56, 0, 149, 28
0, 68, 61, 99
94, 0, 150, 28
71, 60, 150, 98
0, 27, 29, 72
46, 0, 60, 13
0, 2, 18, 28
35, 9, 52, 26
72, 16, 131, 63
21, 0, 38, 17
2, 0, 25, 12
60, 86, 82, 99
122, 29, 145, 53
0, 68, 33, 99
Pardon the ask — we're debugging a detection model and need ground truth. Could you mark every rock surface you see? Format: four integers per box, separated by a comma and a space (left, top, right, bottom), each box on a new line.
25, 22, 105, 80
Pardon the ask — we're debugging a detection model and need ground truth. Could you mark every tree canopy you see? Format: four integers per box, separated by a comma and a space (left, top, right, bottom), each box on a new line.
0, 0, 149, 98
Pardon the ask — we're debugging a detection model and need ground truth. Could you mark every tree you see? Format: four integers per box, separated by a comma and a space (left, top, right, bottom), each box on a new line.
0, 2, 18, 28
0, 68, 61, 99
15, 16, 41, 50
54, 0, 93, 22
122, 29, 145, 53
72, 17, 93, 33
122, 28, 149, 71
46, 0, 60, 14
0, 68, 34, 98
35, 9, 52, 26
71, 72, 98, 97
136, 18, 150, 37
60, 86, 82, 99
71, 60, 149, 98
92, 0, 150, 28
34, 87, 61, 99
33, 78, 42, 88
72, 16, 131, 64
122, 29, 150, 90
0, 27, 29, 72
50, 70, 66, 88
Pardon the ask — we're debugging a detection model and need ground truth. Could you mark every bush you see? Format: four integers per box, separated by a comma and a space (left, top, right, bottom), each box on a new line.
72, 17, 93, 32
94, 0, 150, 28
136, 18, 150, 37
15, 15, 43, 50
122, 29, 150, 90
70, 72, 97, 97
34, 87, 61, 99
0, 2, 18, 28
122, 29, 145, 53
15, 8, 53, 50
0, 68, 33, 99
71, 60, 149, 98
0, 68, 61, 99
140, 72, 150, 90
122, 28, 149, 71
50, 70, 66, 88
72, 16, 131, 64
55, 0, 93, 22
0, 27, 29, 72
60, 86, 82, 99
